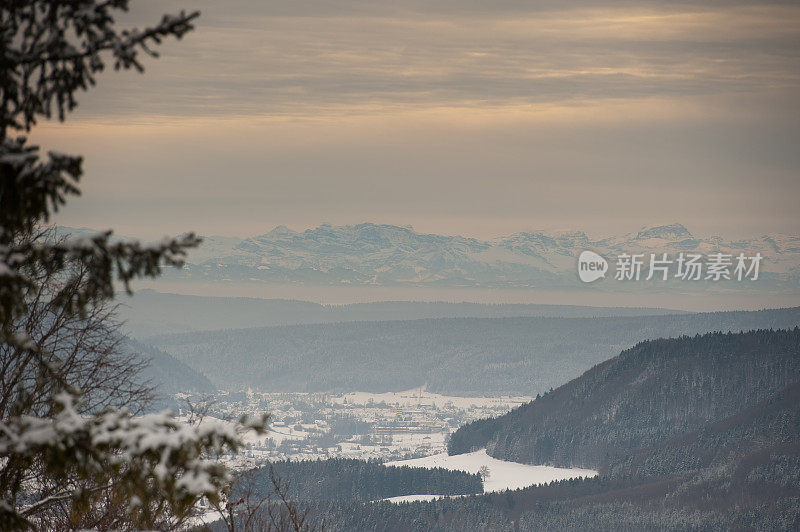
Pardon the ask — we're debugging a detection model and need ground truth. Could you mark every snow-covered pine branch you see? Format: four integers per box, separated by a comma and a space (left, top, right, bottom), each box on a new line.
1, 1, 199, 131
0, 391, 266, 529
0, 2, 264, 529
0, 135, 201, 351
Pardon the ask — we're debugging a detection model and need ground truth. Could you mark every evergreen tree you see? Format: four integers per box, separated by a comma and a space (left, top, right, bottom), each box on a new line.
0, 2, 265, 528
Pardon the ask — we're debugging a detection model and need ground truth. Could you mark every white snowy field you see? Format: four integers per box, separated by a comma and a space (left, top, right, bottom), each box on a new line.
383, 449, 597, 502
332, 387, 533, 410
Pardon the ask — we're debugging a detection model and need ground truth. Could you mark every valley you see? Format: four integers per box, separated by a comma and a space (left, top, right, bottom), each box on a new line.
169, 388, 532, 469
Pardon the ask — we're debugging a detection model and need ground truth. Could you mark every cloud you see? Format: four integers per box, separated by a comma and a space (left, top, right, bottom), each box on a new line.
71, 1, 800, 118
35, 0, 800, 241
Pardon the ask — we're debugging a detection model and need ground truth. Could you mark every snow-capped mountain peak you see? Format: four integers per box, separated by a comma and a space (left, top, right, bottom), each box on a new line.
126, 222, 800, 291
634, 223, 693, 241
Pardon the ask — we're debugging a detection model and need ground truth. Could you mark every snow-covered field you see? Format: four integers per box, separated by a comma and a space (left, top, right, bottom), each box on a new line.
384, 449, 596, 502
332, 387, 533, 409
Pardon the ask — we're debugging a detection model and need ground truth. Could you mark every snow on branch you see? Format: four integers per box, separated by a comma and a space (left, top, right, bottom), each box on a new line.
1, 1, 200, 131
0, 391, 266, 527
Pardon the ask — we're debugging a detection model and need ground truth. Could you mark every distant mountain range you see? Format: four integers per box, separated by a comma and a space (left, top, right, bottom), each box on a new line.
166, 223, 800, 291
57, 223, 800, 292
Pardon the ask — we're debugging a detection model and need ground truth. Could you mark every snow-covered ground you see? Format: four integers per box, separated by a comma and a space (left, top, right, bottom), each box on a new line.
332, 387, 532, 410
384, 449, 597, 502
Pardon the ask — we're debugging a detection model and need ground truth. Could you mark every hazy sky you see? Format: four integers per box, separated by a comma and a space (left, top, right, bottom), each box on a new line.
38, 0, 800, 240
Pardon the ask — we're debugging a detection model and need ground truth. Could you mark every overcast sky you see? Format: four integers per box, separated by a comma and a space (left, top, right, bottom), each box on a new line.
39, 0, 800, 240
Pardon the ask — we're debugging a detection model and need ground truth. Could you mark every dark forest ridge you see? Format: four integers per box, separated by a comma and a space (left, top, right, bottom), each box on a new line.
148, 306, 800, 396
449, 328, 800, 468
119, 289, 685, 337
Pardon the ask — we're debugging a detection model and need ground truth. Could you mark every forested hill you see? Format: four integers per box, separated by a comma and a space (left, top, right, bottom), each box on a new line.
125, 339, 215, 401
302, 380, 800, 530
605, 379, 800, 482
448, 328, 800, 468
149, 307, 800, 395
239, 459, 483, 502
119, 289, 683, 337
